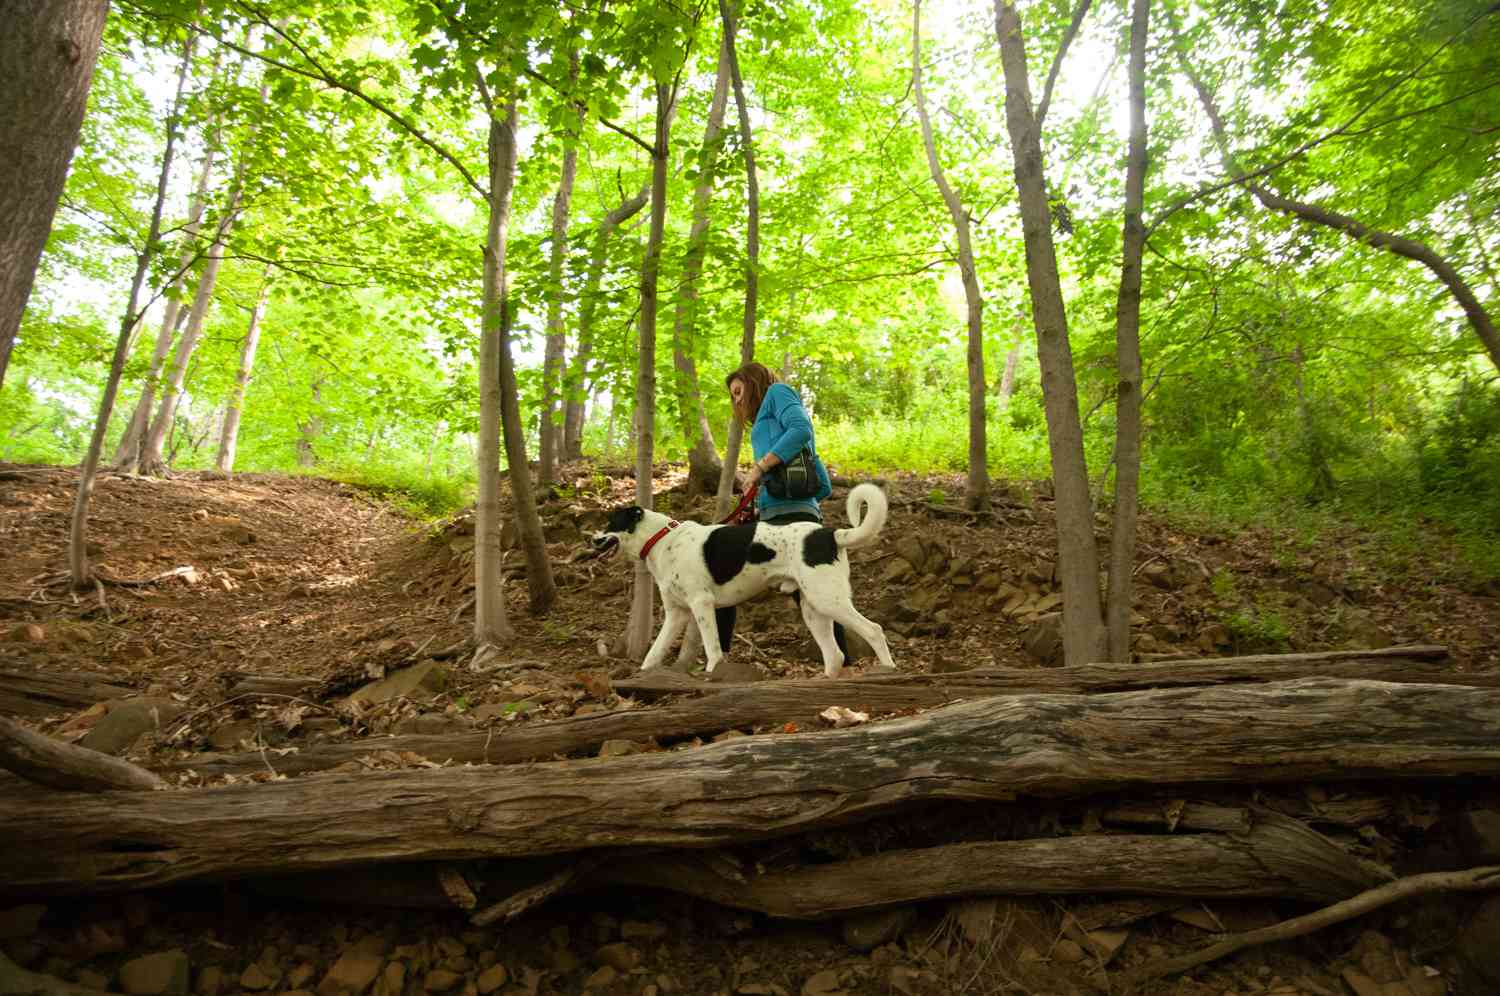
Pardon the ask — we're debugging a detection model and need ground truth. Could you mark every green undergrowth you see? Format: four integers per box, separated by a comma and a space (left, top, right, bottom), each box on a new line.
318, 459, 476, 521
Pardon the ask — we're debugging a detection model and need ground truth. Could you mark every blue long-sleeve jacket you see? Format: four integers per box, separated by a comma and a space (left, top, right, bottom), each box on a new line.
750, 382, 832, 519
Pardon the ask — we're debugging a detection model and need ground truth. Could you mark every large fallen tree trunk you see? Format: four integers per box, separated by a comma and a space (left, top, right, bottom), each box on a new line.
3, 679, 1499, 898
598, 810, 1389, 913
158, 645, 1477, 780
615, 645, 1463, 699
0, 667, 134, 718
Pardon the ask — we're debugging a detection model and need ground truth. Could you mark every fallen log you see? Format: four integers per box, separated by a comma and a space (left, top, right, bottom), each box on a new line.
596, 811, 1388, 914
153, 647, 1477, 781
3, 678, 1499, 898
0, 667, 134, 718
613, 645, 1464, 699
0, 715, 163, 792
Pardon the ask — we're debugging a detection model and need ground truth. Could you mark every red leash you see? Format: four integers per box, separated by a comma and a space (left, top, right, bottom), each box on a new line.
720, 483, 759, 525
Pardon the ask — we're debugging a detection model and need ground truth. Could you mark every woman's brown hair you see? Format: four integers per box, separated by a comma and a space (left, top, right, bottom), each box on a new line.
726, 361, 777, 426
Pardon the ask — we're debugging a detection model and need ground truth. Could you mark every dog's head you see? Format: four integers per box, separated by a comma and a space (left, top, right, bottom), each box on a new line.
589, 505, 648, 561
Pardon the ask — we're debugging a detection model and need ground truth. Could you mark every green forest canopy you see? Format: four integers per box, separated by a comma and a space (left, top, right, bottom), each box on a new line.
4, 0, 1498, 568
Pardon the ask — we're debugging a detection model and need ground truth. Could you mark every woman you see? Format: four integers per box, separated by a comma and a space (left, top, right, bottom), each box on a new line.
720, 361, 847, 658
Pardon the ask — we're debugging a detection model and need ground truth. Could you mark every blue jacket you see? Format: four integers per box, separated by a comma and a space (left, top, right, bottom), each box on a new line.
751, 382, 832, 519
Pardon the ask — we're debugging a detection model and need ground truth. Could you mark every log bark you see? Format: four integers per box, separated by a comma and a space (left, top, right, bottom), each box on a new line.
5, 679, 1500, 898
0, 715, 164, 792
599, 811, 1387, 916
0, 667, 134, 718
160, 648, 1467, 780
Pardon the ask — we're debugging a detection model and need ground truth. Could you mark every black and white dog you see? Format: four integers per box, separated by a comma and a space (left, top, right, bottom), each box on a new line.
591, 484, 895, 678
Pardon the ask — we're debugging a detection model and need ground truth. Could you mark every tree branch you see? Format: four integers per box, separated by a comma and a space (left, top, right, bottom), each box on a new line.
1036, 0, 1094, 130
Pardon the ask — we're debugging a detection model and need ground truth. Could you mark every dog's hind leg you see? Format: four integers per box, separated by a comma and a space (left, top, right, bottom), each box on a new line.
799, 597, 846, 679
685, 596, 727, 673
805, 590, 897, 673
642, 602, 690, 670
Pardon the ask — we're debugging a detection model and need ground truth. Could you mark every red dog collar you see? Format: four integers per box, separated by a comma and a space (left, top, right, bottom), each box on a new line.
638, 520, 680, 560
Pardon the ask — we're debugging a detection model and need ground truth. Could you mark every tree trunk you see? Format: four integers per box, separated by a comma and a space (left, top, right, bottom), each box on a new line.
602, 813, 1385, 915
155, 647, 1465, 781
5, 679, 1500, 897
539, 72, 581, 487
672, 31, 732, 497
0, 0, 109, 391
997, 345, 1019, 406
0, 666, 133, 718
295, 380, 321, 468
562, 185, 649, 461
625, 85, 677, 660
713, 0, 763, 520
913, 0, 989, 512
138, 194, 239, 476
112, 136, 220, 469
993, 0, 1105, 666
474, 99, 520, 650
215, 275, 269, 474
67, 25, 199, 590
499, 283, 558, 615
0, 715, 164, 792
1105, 0, 1150, 663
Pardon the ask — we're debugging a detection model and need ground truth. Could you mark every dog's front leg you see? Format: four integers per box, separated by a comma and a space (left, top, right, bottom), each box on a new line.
686, 597, 726, 673
642, 602, 690, 670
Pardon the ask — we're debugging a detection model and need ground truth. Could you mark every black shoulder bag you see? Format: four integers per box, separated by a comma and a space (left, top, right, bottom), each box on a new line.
763, 446, 821, 500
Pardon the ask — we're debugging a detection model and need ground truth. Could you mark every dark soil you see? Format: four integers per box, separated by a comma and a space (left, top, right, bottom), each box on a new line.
1, 461, 1497, 996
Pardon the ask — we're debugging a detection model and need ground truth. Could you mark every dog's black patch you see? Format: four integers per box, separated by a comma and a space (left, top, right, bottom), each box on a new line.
747, 543, 776, 564
702, 524, 760, 586
802, 527, 839, 567
605, 506, 646, 535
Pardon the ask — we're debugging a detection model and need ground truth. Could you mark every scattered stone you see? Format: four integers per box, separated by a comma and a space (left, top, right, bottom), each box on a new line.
1351, 929, 1402, 983
343, 661, 448, 708
1082, 929, 1129, 965
1141, 562, 1174, 590
1461, 897, 1500, 987
707, 656, 770, 683
1022, 613, 1064, 665
1339, 967, 1384, 996
1050, 939, 1085, 963
1458, 809, 1500, 863
711, 729, 748, 743
595, 942, 641, 972
737, 984, 789, 996
583, 965, 618, 989
951, 899, 999, 945
0, 904, 46, 939
551, 948, 580, 974
893, 536, 926, 573
286, 964, 315, 990
476, 963, 508, 994
375, 961, 405, 996
76, 968, 111, 989
318, 945, 385, 995
80, 697, 185, 754
801, 969, 842, 996
841, 908, 915, 952
118, 951, 191, 995
8, 623, 46, 643
206, 720, 262, 751
422, 967, 462, 992
598, 739, 648, 758
238, 961, 278, 991
194, 965, 223, 996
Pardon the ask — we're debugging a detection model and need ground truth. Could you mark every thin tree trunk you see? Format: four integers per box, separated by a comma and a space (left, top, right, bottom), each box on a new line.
713, 0, 763, 520
626, 84, 677, 660
993, 0, 1106, 666
1105, 0, 1150, 663
68, 25, 199, 590
562, 185, 650, 461
539, 61, 581, 487
499, 282, 558, 615
0, 0, 109, 391
215, 274, 269, 473
673, 31, 732, 496
913, 0, 988, 512
475, 98, 519, 652
137, 199, 237, 475
1170, 27, 1500, 377
296, 380, 321, 467
997, 345, 1019, 406
112, 94, 221, 469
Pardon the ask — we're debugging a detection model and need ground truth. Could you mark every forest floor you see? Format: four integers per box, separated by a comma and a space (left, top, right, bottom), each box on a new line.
2, 460, 1499, 996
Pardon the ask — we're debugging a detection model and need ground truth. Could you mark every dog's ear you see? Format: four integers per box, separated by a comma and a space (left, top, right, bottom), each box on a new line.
605, 505, 646, 534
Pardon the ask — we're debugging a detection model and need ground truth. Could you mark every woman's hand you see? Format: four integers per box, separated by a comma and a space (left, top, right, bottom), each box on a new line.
742, 464, 764, 490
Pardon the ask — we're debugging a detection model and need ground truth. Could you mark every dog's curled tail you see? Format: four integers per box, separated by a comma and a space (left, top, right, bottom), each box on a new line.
835, 483, 889, 550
